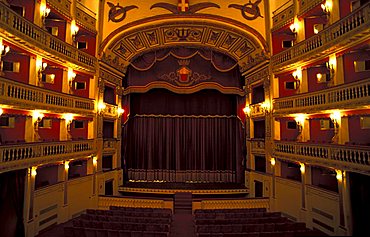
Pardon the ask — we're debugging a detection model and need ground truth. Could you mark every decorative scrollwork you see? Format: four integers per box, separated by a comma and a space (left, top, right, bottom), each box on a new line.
107, 2, 138, 23
229, 0, 263, 21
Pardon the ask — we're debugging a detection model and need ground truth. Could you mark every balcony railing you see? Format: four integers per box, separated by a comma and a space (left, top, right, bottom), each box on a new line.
249, 103, 265, 117
272, 3, 295, 31
273, 78, 370, 114
249, 138, 265, 154
0, 77, 95, 115
0, 2, 96, 71
273, 141, 370, 172
271, 3, 370, 72
0, 139, 96, 173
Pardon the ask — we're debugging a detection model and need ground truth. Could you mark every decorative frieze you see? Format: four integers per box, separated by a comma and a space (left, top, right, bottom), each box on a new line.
76, 4, 97, 33
200, 198, 270, 210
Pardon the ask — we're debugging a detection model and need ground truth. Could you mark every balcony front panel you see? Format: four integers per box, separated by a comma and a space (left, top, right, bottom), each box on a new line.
298, 0, 323, 17
76, 3, 97, 33
103, 103, 118, 118
103, 138, 118, 154
46, 0, 72, 20
272, 3, 370, 72
0, 77, 95, 115
0, 2, 96, 72
249, 139, 266, 154
273, 78, 370, 115
273, 141, 370, 174
249, 103, 265, 118
0, 139, 96, 173
272, 4, 295, 32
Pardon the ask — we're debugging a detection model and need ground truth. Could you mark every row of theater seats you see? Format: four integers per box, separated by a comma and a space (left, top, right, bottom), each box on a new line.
194, 208, 325, 237
64, 206, 173, 237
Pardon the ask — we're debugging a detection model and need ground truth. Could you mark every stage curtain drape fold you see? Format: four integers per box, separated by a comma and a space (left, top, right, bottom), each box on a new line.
0, 169, 26, 237
124, 115, 244, 183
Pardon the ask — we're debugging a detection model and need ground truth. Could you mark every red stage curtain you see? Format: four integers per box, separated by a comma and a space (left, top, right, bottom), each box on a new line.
123, 89, 245, 183
0, 169, 26, 237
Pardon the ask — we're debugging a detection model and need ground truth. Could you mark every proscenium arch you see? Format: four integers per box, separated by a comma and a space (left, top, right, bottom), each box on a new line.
99, 14, 269, 73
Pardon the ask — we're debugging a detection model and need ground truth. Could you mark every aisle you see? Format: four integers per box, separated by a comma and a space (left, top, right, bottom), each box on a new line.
170, 213, 195, 237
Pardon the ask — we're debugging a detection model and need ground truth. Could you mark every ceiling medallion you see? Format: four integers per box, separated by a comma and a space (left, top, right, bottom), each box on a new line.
151, 0, 220, 14
229, 0, 263, 20
107, 2, 138, 23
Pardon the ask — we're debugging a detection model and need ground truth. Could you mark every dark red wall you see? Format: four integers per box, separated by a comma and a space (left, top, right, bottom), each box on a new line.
309, 119, 334, 143
277, 72, 299, 97
7, 0, 35, 22
307, 65, 330, 92
279, 118, 299, 141
70, 120, 88, 140
271, 25, 296, 55
71, 73, 90, 98
42, 61, 64, 92
2, 49, 30, 84
76, 29, 97, 56
304, 16, 328, 39
0, 116, 26, 144
45, 18, 67, 41
343, 51, 370, 83
348, 116, 370, 145
38, 118, 60, 142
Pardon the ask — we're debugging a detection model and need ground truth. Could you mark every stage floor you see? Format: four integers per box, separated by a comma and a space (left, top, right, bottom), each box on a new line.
119, 182, 249, 196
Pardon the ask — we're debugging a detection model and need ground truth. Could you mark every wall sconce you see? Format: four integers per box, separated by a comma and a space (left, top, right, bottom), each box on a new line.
299, 163, 305, 174
67, 68, 76, 91
243, 106, 251, 117
37, 60, 48, 83
32, 110, 44, 124
40, 3, 51, 28
330, 110, 341, 129
0, 107, 3, 116
321, 0, 332, 15
270, 158, 276, 166
261, 101, 270, 114
117, 107, 125, 117
289, 17, 300, 36
63, 113, 74, 131
71, 20, 79, 43
31, 166, 38, 177
64, 161, 70, 170
294, 114, 306, 133
335, 169, 343, 182
292, 68, 302, 81
97, 101, 106, 114
0, 39, 10, 75
92, 156, 98, 167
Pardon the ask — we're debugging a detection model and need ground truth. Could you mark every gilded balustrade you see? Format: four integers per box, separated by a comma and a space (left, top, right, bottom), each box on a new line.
0, 139, 95, 172
273, 78, 370, 115
0, 77, 95, 115
0, 2, 96, 71
273, 141, 370, 172
272, 3, 370, 71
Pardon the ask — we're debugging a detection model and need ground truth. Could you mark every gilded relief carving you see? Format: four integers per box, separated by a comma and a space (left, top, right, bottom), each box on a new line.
229, 0, 263, 21
107, 2, 138, 23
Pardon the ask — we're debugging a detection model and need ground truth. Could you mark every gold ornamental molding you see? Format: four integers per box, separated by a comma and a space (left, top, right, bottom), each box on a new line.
99, 15, 269, 74
119, 187, 248, 195
98, 196, 166, 209
200, 198, 270, 210
123, 81, 245, 96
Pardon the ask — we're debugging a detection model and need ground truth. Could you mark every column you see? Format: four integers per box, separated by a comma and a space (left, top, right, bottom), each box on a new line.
337, 170, 352, 235
23, 167, 37, 236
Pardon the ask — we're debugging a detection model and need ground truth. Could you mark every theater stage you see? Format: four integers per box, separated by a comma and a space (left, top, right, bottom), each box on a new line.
119, 182, 249, 198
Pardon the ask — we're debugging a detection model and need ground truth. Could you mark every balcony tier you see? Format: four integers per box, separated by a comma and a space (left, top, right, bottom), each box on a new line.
0, 77, 95, 116
0, 139, 96, 173
273, 78, 370, 115
273, 141, 370, 174
249, 138, 266, 154
271, 3, 370, 73
0, 2, 96, 73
